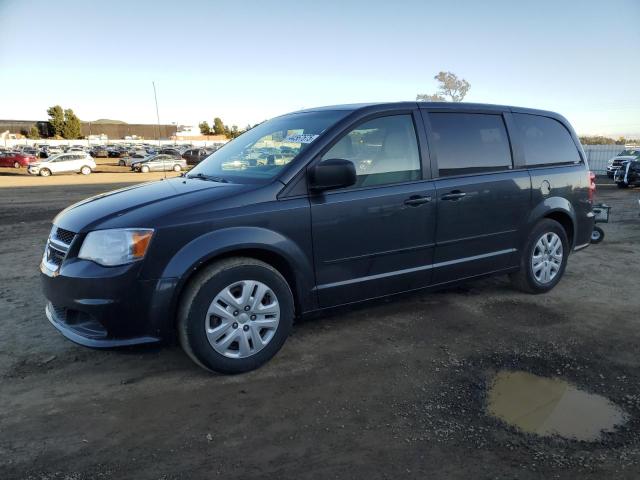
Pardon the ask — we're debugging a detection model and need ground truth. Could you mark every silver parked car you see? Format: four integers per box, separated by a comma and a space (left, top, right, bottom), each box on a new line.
132, 154, 187, 173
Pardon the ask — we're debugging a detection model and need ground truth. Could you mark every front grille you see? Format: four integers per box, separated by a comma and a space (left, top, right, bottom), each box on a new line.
42, 226, 76, 272
47, 246, 66, 267
54, 227, 75, 245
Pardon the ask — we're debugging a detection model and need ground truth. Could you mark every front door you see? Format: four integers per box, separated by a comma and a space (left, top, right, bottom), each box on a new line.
310, 113, 437, 307
423, 111, 531, 284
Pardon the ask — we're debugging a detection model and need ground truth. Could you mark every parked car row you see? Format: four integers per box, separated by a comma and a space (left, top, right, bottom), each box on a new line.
0, 142, 226, 176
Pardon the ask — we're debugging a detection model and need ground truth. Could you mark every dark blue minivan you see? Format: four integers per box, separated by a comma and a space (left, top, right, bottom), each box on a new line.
41, 102, 596, 373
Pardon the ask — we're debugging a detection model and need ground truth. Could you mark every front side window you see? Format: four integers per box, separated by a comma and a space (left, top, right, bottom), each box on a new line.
321, 114, 421, 188
429, 113, 512, 177
514, 113, 581, 166
189, 110, 348, 183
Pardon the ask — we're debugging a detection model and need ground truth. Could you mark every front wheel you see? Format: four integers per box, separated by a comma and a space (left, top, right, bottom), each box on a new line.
39, 168, 51, 177
118, 159, 125, 166
173, 164, 182, 172
591, 226, 605, 244
510, 219, 569, 294
178, 257, 294, 374
140, 165, 150, 173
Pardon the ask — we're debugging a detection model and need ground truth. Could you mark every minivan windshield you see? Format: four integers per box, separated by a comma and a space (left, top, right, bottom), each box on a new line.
187, 110, 347, 183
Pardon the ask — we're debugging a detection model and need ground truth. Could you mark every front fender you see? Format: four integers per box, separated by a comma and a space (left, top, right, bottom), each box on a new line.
161, 226, 316, 312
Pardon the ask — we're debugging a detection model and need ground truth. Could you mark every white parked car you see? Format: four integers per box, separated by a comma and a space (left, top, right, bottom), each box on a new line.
28, 152, 96, 177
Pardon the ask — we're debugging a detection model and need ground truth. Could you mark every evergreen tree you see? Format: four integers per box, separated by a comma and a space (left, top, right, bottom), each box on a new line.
213, 117, 225, 135
199, 121, 211, 135
46, 105, 65, 137
62, 109, 82, 139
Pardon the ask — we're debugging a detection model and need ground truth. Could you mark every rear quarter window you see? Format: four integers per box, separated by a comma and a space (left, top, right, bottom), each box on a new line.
514, 114, 581, 166
429, 113, 513, 177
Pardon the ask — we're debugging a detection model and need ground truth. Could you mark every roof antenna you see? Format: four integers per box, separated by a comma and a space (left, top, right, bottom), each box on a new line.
152, 81, 166, 180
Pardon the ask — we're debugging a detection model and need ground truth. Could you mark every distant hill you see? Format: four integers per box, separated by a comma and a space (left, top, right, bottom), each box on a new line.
91, 119, 128, 124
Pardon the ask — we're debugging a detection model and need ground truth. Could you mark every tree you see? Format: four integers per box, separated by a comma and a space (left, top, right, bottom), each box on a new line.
47, 105, 65, 137
213, 117, 226, 135
199, 121, 211, 135
417, 71, 470, 102
27, 125, 40, 139
62, 109, 82, 139
226, 125, 240, 139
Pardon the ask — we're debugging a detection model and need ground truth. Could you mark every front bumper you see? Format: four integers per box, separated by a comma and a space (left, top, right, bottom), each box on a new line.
41, 259, 178, 348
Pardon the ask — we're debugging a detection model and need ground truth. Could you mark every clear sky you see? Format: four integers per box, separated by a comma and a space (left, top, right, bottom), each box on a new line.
1, 0, 639, 136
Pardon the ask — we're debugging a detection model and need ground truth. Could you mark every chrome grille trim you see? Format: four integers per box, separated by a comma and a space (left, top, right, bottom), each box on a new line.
42, 226, 76, 273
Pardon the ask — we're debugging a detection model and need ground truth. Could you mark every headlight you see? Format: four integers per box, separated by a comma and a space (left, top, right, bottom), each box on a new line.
78, 228, 154, 266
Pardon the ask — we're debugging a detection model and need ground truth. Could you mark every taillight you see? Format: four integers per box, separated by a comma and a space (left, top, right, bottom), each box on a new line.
588, 171, 596, 202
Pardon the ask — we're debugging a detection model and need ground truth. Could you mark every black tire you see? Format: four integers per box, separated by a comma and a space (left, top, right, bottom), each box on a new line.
510, 218, 570, 294
617, 182, 628, 189
13, 161, 20, 168
590, 226, 605, 244
118, 159, 125, 166
178, 257, 294, 374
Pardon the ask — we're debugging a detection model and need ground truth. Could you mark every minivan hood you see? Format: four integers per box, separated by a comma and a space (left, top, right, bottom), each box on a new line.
53, 177, 251, 233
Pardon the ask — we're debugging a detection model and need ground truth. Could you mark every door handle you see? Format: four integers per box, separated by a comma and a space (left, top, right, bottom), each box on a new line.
404, 195, 432, 206
441, 191, 466, 201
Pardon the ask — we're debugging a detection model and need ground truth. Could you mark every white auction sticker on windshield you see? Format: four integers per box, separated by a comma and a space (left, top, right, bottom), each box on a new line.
283, 134, 319, 144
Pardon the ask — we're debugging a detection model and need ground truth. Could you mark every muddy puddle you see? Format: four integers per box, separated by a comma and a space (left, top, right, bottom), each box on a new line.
487, 370, 628, 441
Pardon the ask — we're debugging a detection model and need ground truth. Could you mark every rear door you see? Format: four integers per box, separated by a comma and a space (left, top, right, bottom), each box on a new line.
51, 154, 72, 173
422, 110, 531, 284
309, 110, 437, 307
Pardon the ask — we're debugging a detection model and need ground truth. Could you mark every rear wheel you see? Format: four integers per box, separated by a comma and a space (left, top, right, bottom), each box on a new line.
510, 219, 569, 294
13, 161, 20, 169
80, 166, 91, 175
39, 168, 51, 177
178, 257, 294, 374
118, 159, 126, 166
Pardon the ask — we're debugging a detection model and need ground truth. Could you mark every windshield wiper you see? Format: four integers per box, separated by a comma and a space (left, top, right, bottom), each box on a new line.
187, 173, 230, 183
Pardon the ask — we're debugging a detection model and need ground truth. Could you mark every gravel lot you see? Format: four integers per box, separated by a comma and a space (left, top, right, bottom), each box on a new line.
0, 178, 639, 479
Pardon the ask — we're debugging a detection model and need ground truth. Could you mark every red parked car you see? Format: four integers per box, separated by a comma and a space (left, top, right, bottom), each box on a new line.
0, 151, 38, 168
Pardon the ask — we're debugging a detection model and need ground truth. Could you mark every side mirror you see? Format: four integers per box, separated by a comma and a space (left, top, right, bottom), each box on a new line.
309, 158, 356, 192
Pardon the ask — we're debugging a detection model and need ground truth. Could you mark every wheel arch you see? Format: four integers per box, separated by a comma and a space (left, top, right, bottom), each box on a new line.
162, 227, 316, 324
527, 196, 576, 249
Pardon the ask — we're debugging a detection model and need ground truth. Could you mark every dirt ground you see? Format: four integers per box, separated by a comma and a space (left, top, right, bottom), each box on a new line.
0, 178, 639, 480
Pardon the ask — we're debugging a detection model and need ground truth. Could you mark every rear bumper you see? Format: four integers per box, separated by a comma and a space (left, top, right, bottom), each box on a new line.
41, 260, 179, 348
573, 210, 595, 252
